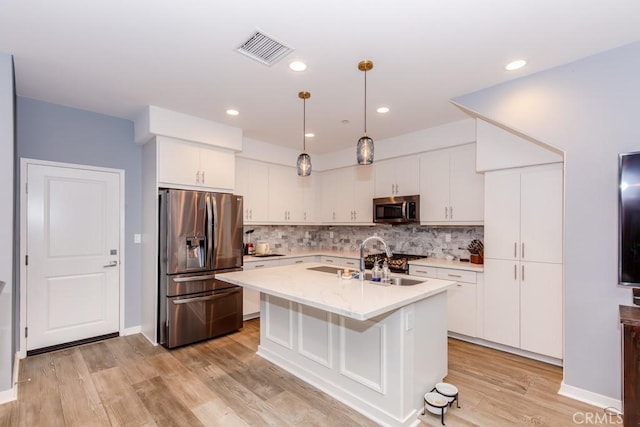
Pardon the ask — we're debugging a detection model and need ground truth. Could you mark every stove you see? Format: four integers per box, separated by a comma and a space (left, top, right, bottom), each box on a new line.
363, 253, 425, 274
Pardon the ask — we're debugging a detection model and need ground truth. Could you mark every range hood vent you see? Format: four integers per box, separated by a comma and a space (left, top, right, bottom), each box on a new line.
236, 30, 293, 66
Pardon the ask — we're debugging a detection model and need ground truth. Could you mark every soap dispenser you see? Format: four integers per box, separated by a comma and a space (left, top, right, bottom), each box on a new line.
371, 260, 382, 282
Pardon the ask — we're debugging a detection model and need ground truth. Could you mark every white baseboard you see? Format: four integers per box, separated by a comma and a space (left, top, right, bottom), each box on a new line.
448, 333, 563, 367
558, 382, 622, 412
0, 385, 16, 405
121, 325, 142, 336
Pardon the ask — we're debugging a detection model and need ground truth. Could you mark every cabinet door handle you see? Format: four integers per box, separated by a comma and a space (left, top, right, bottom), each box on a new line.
201, 171, 205, 183
295, 260, 304, 264
249, 209, 252, 220
415, 269, 429, 274
514, 242, 518, 258
445, 206, 448, 219
449, 206, 453, 219
255, 264, 265, 268
304, 212, 307, 221
196, 171, 201, 184
326, 259, 334, 263
514, 264, 517, 280
522, 243, 525, 259
522, 265, 525, 281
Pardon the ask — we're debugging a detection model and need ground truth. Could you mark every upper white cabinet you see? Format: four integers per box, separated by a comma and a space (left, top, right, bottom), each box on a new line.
268, 164, 316, 223
157, 137, 235, 192
420, 144, 484, 224
235, 158, 270, 224
374, 157, 420, 197
484, 164, 563, 263
321, 166, 374, 224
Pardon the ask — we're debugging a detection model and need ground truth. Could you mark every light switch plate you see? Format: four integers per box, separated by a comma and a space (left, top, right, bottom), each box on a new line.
445, 233, 451, 242
134, 234, 141, 244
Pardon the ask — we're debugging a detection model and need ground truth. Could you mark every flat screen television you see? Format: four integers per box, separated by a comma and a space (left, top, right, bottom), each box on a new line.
619, 151, 640, 287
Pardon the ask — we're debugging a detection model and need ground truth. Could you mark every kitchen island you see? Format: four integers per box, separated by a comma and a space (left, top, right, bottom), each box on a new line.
217, 262, 455, 427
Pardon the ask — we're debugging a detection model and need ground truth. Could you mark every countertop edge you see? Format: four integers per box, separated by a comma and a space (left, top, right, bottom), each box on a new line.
243, 251, 483, 272
219, 263, 456, 321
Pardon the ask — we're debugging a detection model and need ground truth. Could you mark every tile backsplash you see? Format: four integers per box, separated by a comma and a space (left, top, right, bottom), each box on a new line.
244, 224, 483, 260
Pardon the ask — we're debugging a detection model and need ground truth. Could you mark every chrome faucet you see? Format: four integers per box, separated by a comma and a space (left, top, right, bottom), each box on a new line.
359, 236, 393, 280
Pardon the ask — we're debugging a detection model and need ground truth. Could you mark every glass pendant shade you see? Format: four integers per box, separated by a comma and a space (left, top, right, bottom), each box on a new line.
297, 91, 312, 176
357, 60, 375, 165
357, 135, 374, 165
297, 152, 312, 176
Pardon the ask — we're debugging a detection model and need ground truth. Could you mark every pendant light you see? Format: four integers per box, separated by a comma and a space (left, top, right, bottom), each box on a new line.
296, 91, 312, 176
357, 60, 374, 165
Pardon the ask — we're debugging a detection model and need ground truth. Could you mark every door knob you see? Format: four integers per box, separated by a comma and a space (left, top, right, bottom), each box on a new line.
103, 261, 118, 268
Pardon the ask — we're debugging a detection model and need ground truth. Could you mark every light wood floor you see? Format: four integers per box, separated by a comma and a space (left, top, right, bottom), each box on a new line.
0, 319, 609, 426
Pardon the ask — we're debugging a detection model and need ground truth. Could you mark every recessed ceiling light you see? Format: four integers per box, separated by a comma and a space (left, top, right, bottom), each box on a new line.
305, 132, 315, 138
226, 109, 239, 116
377, 107, 390, 114
289, 61, 307, 72
505, 59, 527, 71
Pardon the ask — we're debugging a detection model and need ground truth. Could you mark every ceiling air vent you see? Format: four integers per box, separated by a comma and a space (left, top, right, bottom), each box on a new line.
236, 30, 293, 66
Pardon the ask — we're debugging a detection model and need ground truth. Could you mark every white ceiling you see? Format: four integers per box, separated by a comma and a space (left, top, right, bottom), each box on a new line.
2, 0, 640, 154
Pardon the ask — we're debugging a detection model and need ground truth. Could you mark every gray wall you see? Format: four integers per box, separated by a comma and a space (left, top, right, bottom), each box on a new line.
17, 97, 142, 328
0, 54, 15, 393
454, 41, 640, 400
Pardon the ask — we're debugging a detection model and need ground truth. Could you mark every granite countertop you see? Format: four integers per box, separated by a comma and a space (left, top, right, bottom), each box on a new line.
218, 262, 455, 321
244, 250, 483, 272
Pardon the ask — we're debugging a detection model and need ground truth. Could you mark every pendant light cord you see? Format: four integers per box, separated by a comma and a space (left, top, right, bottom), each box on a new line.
363, 68, 367, 135
302, 97, 306, 152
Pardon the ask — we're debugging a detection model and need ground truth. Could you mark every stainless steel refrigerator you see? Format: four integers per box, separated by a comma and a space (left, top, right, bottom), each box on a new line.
158, 189, 244, 348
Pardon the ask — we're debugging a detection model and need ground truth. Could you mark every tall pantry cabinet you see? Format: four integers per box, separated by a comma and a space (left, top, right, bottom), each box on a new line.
483, 163, 563, 359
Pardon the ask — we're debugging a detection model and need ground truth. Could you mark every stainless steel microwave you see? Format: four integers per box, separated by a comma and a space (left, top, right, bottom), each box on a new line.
373, 195, 420, 224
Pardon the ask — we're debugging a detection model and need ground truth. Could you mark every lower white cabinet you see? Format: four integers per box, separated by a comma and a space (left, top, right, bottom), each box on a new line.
437, 268, 478, 337
279, 256, 317, 266
483, 259, 562, 359
242, 258, 282, 319
409, 265, 481, 338
319, 256, 359, 269
242, 256, 318, 319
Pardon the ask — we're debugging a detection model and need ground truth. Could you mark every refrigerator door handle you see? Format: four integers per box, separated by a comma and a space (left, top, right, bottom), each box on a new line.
206, 193, 214, 270
172, 289, 238, 305
172, 274, 217, 282
211, 193, 218, 269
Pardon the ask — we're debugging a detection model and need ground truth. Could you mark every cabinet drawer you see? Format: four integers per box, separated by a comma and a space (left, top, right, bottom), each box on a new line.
408, 265, 438, 278
437, 268, 477, 284
320, 256, 358, 268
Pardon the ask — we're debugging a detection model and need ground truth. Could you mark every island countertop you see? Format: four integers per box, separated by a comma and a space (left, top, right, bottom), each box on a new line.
217, 262, 455, 321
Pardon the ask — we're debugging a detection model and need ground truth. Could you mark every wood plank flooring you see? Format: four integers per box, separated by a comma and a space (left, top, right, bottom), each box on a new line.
0, 319, 611, 426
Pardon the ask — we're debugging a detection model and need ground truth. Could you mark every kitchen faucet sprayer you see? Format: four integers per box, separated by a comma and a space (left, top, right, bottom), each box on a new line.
359, 236, 393, 280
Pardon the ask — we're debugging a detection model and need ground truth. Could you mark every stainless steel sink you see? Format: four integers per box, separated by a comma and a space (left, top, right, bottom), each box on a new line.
306, 266, 424, 286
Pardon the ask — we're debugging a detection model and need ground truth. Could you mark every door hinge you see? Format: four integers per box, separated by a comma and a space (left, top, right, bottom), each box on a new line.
24, 327, 28, 338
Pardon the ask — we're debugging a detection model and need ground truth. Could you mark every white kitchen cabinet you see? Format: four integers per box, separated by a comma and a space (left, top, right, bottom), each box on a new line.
411, 265, 479, 337
242, 258, 282, 319
279, 256, 317, 266
420, 144, 484, 224
483, 163, 563, 359
268, 164, 316, 223
483, 259, 563, 358
242, 256, 317, 319
321, 166, 373, 224
235, 157, 270, 224
374, 157, 420, 197
157, 137, 235, 192
484, 164, 563, 263
319, 256, 359, 269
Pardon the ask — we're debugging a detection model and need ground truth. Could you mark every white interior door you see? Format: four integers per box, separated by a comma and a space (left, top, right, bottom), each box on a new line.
26, 163, 121, 351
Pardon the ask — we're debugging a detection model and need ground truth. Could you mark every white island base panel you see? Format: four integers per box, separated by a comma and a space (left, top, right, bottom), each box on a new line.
257, 291, 448, 427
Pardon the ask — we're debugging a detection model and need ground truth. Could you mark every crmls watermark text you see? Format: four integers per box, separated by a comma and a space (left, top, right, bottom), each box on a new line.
572, 408, 623, 425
